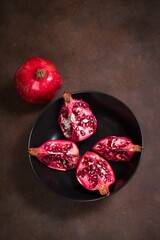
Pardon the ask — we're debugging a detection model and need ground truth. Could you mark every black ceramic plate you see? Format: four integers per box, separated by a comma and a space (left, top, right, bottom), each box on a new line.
28, 92, 143, 201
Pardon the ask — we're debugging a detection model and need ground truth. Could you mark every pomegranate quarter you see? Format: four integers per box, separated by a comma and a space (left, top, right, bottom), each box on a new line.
76, 151, 115, 196
28, 140, 79, 171
58, 91, 98, 142
92, 136, 143, 162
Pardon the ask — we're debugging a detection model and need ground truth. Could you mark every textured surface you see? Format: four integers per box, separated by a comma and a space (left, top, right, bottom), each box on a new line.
0, 0, 160, 239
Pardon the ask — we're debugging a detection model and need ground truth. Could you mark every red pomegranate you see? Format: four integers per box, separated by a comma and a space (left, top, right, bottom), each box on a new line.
92, 136, 143, 161
76, 151, 115, 196
28, 140, 79, 171
58, 91, 98, 142
14, 57, 62, 103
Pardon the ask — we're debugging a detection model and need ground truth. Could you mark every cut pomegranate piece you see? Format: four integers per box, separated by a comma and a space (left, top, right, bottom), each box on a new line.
58, 91, 98, 142
76, 151, 115, 196
92, 136, 143, 161
28, 140, 79, 171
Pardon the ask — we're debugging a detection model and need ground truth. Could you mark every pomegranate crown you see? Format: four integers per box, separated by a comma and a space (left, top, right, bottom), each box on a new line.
63, 91, 71, 104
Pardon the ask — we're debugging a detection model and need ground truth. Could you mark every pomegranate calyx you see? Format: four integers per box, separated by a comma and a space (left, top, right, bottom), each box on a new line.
99, 184, 108, 195
63, 91, 71, 104
129, 145, 143, 152
28, 148, 40, 156
35, 69, 46, 79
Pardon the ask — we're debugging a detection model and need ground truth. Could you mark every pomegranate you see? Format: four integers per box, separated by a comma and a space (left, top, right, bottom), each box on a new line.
92, 136, 143, 161
28, 140, 79, 171
76, 151, 115, 196
14, 57, 62, 103
58, 91, 98, 142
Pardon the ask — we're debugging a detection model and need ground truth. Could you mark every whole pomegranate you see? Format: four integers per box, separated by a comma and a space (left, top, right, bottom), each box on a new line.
92, 136, 143, 161
58, 91, 98, 142
28, 140, 79, 171
14, 57, 63, 103
76, 151, 115, 196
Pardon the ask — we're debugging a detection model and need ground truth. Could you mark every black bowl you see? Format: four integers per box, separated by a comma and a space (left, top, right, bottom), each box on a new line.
28, 91, 143, 202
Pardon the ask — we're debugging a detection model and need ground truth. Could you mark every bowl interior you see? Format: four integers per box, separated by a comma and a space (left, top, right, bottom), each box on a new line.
28, 92, 143, 201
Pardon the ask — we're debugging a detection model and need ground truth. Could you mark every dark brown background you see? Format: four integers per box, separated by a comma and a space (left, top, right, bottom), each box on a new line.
1, 0, 160, 239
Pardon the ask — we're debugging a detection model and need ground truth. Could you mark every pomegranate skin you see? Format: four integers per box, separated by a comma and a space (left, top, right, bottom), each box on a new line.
92, 136, 143, 162
14, 57, 63, 103
58, 91, 98, 142
28, 140, 79, 171
76, 151, 115, 196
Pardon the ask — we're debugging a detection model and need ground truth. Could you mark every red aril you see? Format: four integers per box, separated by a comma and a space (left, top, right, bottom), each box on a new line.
28, 140, 79, 171
58, 91, 98, 142
14, 57, 62, 103
76, 151, 115, 196
92, 136, 143, 161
